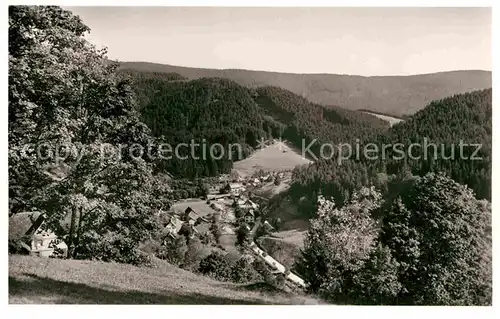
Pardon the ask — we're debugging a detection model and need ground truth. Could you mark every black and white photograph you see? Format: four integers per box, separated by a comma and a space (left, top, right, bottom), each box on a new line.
6, 2, 495, 311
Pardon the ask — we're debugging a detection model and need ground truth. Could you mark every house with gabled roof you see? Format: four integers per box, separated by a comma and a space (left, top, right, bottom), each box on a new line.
9, 212, 68, 258
244, 210, 255, 224
164, 215, 184, 237
184, 207, 199, 225
238, 198, 259, 211
263, 220, 275, 232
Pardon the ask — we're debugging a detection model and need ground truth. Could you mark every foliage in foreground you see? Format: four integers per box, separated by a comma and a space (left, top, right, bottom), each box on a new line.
296, 173, 491, 305
9, 6, 170, 264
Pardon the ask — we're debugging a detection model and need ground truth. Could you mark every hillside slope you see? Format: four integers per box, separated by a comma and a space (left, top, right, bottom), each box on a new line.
9, 255, 321, 304
381, 88, 492, 199
290, 88, 492, 216
254, 86, 389, 147
119, 62, 491, 117
128, 75, 268, 178
125, 70, 390, 178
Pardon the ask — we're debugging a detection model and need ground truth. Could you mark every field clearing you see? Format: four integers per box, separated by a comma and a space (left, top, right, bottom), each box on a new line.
9, 255, 321, 304
362, 111, 404, 127
172, 199, 216, 217
258, 230, 307, 269
233, 141, 312, 178
268, 229, 307, 248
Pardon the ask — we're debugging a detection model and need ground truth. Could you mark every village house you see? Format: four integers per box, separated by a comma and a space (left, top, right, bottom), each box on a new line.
9, 212, 68, 258
184, 207, 199, 225
262, 220, 275, 232
164, 215, 184, 237
244, 210, 255, 224
238, 198, 259, 210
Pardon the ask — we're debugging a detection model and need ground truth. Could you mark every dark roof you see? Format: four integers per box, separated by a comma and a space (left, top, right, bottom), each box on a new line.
183, 207, 199, 220
187, 211, 199, 220
9, 212, 44, 241
245, 210, 255, 217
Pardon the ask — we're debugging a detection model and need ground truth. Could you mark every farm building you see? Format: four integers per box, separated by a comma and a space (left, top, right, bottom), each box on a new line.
9, 212, 68, 258
164, 215, 184, 236
244, 210, 255, 224
184, 207, 199, 225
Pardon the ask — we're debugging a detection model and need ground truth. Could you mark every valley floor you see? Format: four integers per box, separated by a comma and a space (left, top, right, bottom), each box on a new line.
9, 255, 322, 305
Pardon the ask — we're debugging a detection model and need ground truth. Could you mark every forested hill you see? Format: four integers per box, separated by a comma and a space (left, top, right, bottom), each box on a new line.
290, 88, 492, 213
127, 73, 268, 178
118, 62, 491, 117
380, 88, 492, 199
125, 70, 390, 178
254, 86, 389, 156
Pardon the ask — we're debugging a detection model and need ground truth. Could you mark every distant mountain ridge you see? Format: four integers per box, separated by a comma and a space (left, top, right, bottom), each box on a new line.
118, 61, 491, 117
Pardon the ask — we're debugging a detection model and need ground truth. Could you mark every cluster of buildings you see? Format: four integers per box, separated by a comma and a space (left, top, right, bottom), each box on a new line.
9, 169, 282, 259
161, 207, 212, 240
163, 172, 266, 242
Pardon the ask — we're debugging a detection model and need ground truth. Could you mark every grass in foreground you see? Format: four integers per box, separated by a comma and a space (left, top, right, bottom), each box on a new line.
9, 255, 321, 305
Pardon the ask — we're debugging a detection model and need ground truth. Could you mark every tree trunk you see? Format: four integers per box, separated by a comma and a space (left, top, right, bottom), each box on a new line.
67, 207, 77, 258
74, 207, 84, 258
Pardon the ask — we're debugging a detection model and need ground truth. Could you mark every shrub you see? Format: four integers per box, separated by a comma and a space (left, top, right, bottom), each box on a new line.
255, 224, 270, 239
78, 232, 153, 266
178, 224, 193, 240
183, 237, 204, 270
199, 251, 233, 281
210, 219, 222, 244
252, 259, 274, 282
161, 236, 188, 266
236, 225, 250, 246
275, 273, 286, 287
231, 257, 259, 283
200, 232, 215, 245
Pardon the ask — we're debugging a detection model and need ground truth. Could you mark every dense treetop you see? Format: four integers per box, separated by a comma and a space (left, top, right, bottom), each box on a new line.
296, 173, 491, 305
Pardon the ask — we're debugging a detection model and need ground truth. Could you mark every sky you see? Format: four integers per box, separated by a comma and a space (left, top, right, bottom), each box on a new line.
67, 7, 491, 76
